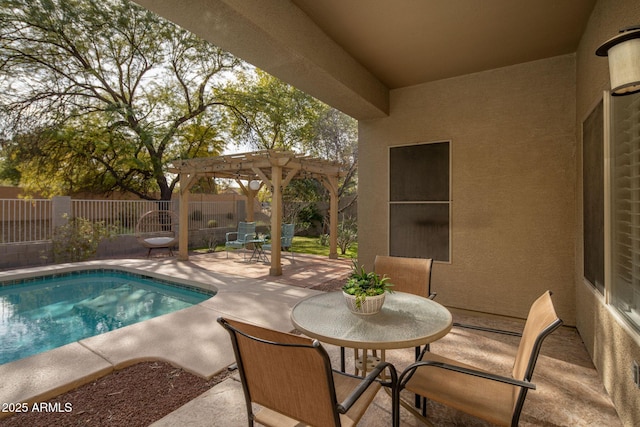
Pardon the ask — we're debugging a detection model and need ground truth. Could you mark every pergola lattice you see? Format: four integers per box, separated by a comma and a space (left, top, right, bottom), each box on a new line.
169, 150, 346, 276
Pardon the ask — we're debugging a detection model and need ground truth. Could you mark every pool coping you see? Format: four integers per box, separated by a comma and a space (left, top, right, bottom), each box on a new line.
0, 266, 217, 296
0, 258, 322, 418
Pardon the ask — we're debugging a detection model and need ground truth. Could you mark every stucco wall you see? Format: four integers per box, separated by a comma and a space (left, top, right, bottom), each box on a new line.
359, 54, 577, 323
575, 1, 640, 426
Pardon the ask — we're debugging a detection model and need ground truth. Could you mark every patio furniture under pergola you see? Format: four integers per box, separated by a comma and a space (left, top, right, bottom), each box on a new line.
169, 150, 346, 276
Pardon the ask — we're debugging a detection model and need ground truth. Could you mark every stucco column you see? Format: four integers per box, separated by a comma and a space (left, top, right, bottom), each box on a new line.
51, 196, 71, 229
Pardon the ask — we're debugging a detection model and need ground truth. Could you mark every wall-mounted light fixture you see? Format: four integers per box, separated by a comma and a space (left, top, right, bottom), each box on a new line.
596, 26, 640, 96
249, 180, 261, 191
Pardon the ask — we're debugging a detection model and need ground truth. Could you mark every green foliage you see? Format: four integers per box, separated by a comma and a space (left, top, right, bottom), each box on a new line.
52, 216, 118, 263
280, 180, 321, 232
318, 233, 330, 246
308, 106, 359, 205
0, 0, 242, 200
337, 216, 358, 255
223, 69, 322, 151
342, 261, 393, 308
207, 236, 357, 259
296, 203, 323, 229
223, 71, 359, 221
0, 0, 359, 207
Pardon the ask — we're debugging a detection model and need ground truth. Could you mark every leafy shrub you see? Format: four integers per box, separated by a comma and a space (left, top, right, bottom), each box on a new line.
337, 216, 357, 255
318, 233, 330, 246
52, 216, 118, 263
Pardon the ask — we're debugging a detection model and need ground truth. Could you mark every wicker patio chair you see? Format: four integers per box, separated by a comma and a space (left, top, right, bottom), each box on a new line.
394, 290, 563, 426
217, 317, 398, 427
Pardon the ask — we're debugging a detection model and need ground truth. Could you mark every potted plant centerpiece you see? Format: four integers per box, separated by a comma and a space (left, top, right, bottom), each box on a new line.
342, 261, 393, 315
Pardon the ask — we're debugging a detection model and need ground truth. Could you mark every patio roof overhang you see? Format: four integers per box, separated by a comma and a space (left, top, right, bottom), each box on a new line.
169, 150, 346, 275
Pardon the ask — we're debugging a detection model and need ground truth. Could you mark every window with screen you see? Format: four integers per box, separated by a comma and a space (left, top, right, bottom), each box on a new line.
583, 99, 605, 293
389, 142, 450, 262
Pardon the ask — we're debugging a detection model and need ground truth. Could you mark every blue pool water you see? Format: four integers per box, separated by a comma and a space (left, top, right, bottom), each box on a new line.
0, 269, 214, 365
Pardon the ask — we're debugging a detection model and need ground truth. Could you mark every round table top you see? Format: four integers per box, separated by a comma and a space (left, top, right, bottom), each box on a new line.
290, 291, 453, 350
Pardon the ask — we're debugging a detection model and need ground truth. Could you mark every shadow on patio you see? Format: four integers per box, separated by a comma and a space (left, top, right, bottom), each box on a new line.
184, 250, 353, 291
154, 251, 622, 426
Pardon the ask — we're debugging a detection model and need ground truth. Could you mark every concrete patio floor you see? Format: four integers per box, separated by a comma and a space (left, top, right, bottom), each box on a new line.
0, 252, 623, 426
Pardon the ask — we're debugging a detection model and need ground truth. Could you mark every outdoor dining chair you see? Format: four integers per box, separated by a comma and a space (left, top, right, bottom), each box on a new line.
394, 290, 563, 426
225, 221, 256, 259
374, 255, 435, 300
263, 223, 295, 259
217, 317, 398, 427
351, 256, 435, 376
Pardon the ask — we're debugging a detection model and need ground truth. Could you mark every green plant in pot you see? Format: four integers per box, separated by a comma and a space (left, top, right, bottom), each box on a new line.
342, 261, 393, 314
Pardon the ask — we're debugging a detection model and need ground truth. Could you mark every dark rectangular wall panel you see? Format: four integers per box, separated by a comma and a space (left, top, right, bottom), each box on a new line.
389, 203, 450, 261
582, 99, 604, 293
390, 142, 449, 202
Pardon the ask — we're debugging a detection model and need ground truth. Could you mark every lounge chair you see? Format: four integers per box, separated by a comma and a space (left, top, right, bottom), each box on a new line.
135, 210, 178, 257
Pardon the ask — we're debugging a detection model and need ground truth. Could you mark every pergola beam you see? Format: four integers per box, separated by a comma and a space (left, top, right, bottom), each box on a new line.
171, 150, 346, 276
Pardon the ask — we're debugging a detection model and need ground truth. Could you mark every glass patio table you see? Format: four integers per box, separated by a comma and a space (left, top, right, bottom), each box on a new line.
290, 291, 453, 375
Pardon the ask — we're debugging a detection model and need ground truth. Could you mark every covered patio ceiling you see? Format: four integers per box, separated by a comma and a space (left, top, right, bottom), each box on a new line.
132, 0, 596, 120
169, 150, 346, 275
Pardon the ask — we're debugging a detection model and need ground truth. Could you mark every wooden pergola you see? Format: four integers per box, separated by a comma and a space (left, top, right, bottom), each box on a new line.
169, 150, 346, 276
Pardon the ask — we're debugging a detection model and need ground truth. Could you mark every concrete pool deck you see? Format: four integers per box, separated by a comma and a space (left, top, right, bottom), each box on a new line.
0, 253, 623, 426
0, 253, 351, 420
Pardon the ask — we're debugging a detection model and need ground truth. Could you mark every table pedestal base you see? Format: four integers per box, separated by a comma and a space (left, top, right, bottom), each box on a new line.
354, 349, 384, 376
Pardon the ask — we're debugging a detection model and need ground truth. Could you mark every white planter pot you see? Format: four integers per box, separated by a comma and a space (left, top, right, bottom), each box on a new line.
342, 291, 385, 315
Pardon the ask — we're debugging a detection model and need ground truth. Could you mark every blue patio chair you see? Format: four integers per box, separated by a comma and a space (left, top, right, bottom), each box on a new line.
225, 221, 257, 259
263, 223, 295, 259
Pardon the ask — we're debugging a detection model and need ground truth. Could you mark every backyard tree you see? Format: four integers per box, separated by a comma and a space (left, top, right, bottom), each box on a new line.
309, 105, 358, 210
223, 69, 321, 152
224, 69, 359, 229
0, 0, 243, 200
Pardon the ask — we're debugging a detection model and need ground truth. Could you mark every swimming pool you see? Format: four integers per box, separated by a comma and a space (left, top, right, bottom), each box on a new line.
0, 269, 215, 365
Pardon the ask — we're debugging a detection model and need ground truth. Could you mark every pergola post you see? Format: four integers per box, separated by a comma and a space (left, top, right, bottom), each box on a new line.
169, 150, 345, 273
323, 175, 340, 259
270, 164, 283, 275
178, 172, 192, 261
